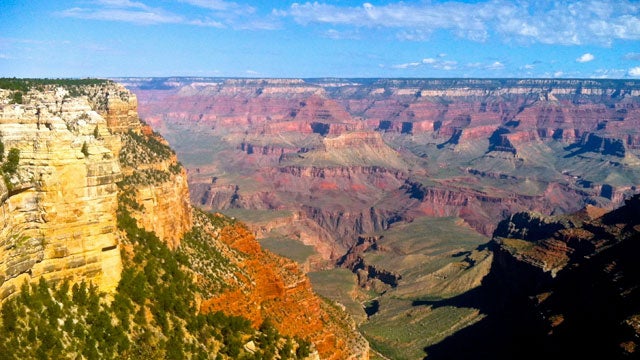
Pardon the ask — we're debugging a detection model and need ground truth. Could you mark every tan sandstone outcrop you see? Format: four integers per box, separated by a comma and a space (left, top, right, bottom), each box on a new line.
0, 84, 126, 300
0, 82, 191, 299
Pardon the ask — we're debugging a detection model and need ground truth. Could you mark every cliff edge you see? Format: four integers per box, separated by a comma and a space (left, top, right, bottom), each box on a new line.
0, 79, 367, 359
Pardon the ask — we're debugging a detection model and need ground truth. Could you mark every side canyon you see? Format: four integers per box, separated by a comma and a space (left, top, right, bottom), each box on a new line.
122, 77, 640, 358
0, 79, 367, 359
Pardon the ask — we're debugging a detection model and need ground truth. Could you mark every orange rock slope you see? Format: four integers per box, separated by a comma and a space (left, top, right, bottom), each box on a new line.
201, 221, 369, 360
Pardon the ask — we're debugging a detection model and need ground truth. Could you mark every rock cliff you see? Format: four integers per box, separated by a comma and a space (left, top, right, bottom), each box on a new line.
0, 79, 367, 359
423, 195, 640, 359
199, 214, 369, 359
0, 80, 194, 300
125, 77, 640, 257
121, 77, 640, 358
0, 82, 129, 299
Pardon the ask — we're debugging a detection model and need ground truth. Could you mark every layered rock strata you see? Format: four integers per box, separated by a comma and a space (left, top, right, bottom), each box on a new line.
0, 84, 128, 299
0, 81, 367, 359
125, 78, 640, 263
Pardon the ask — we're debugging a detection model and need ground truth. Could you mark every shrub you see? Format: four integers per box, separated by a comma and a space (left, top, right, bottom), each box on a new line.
2, 148, 19, 174
10, 91, 23, 104
81, 142, 89, 157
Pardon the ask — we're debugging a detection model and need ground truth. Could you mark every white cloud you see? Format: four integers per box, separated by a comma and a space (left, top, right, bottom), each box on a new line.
435, 60, 457, 70
524, 64, 535, 69
56, 0, 262, 28
629, 67, 640, 77
396, 29, 432, 41
487, 61, 505, 70
179, 0, 254, 13
0, 54, 10, 59
283, 0, 640, 45
554, 71, 564, 78
392, 57, 460, 71
323, 29, 360, 40
589, 68, 626, 78
392, 62, 421, 69
624, 52, 640, 61
286, 1, 492, 41
576, 53, 595, 63
57, 7, 194, 26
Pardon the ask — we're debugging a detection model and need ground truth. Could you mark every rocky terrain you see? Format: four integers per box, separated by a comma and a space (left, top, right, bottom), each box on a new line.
120, 77, 640, 358
0, 79, 367, 359
423, 194, 640, 359
125, 77, 640, 251
0, 81, 132, 299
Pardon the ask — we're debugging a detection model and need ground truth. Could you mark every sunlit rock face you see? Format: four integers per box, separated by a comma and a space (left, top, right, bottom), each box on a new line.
0, 84, 128, 300
125, 77, 640, 266
0, 82, 193, 300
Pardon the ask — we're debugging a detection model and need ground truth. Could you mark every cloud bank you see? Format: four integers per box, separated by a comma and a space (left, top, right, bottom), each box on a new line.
284, 0, 640, 45
57, 1, 640, 46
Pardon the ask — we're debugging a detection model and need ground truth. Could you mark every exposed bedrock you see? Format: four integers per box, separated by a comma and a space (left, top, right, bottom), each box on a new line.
299, 205, 404, 252
402, 179, 599, 236
337, 235, 401, 289
565, 132, 626, 157
127, 77, 640, 269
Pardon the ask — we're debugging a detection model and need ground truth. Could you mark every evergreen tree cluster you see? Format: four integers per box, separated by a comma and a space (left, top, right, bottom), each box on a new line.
1, 78, 113, 105
0, 121, 312, 359
0, 78, 111, 95
0, 194, 312, 359
119, 129, 179, 174
0, 139, 20, 189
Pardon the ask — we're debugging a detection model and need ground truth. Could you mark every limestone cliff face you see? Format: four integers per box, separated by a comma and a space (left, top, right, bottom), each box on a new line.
0, 84, 126, 300
0, 82, 192, 299
120, 124, 193, 249
0, 81, 367, 360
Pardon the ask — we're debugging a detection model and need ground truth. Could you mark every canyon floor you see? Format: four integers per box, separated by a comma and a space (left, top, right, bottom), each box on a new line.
123, 77, 640, 359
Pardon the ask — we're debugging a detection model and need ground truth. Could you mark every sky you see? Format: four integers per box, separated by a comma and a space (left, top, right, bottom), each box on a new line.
1, 0, 640, 79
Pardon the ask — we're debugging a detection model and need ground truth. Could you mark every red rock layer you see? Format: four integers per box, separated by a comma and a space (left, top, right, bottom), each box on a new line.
200, 221, 367, 359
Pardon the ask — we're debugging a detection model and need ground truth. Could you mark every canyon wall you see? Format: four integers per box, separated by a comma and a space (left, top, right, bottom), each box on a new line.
0, 81, 367, 359
125, 77, 640, 264
0, 84, 129, 299
424, 195, 640, 359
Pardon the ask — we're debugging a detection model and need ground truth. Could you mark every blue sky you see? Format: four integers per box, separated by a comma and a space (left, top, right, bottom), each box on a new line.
1, 0, 640, 78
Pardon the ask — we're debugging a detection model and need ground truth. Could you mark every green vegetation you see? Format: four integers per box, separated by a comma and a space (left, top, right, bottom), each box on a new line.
0, 110, 311, 358
360, 300, 483, 360
0, 279, 130, 360
221, 209, 292, 224
0, 142, 20, 189
177, 210, 241, 298
119, 130, 175, 168
2, 148, 19, 175
161, 124, 227, 167
9, 91, 23, 104
308, 268, 368, 324
119, 168, 172, 187
0, 77, 111, 95
260, 235, 316, 265
0, 181, 311, 359
81, 142, 89, 157
308, 217, 491, 359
